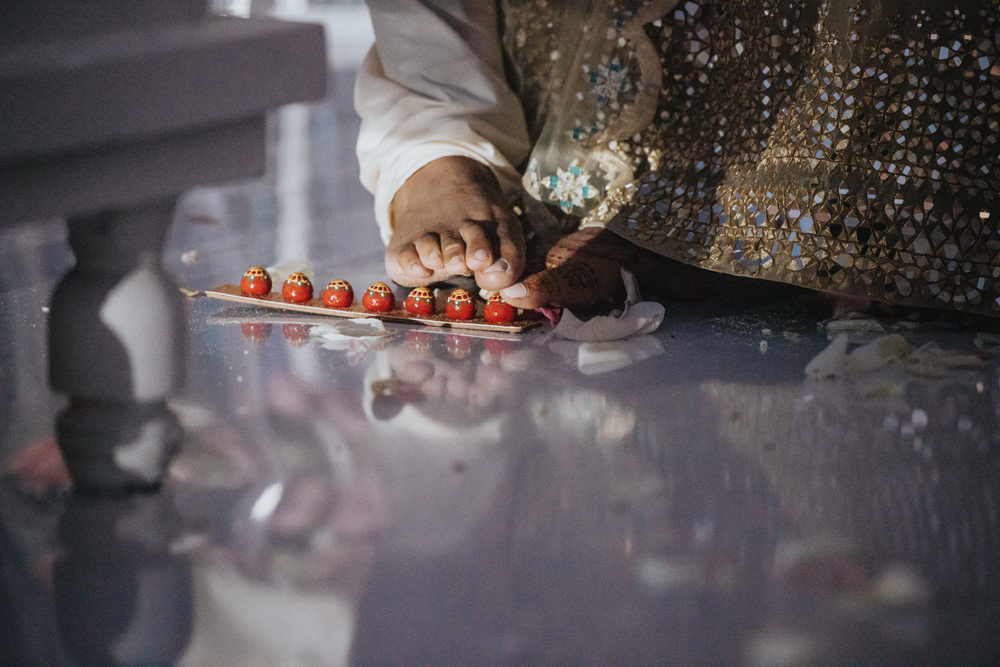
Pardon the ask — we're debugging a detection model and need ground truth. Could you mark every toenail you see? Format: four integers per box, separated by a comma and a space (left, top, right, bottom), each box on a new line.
474, 249, 489, 261
450, 256, 464, 267
501, 282, 527, 299
429, 251, 442, 262
483, 258, 509, 274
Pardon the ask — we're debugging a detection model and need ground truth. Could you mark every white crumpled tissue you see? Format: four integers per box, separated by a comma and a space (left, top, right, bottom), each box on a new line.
551, 268, 665, 342
309, 318, 391, 350
266, 260, 314, 284
549, 336, 665, 375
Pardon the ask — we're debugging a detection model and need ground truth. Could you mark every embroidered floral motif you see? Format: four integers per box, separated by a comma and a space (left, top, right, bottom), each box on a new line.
524, 159, 542, 199
503, 0, 668, 230
570, 120, 599, 141
587, 57, 630, 108
545, 160, 600, 213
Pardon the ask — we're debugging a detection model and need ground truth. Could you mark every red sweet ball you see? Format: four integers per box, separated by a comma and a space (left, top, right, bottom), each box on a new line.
404, 287, 435, 316
282, 323, 311, 347
484, 338, 513, 357
240, 322, 272, 344
446, 334, 472, 359
282, 272, 314, 303
484, 294, 517, 323
405, 330, 433, 354
240, 267, 272, 296
446, 289, 476, 320
322, 280, 354, 308
362, 282, 395, 312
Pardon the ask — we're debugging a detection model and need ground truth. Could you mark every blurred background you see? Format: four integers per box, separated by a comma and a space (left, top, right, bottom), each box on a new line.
1, 2, 999, 665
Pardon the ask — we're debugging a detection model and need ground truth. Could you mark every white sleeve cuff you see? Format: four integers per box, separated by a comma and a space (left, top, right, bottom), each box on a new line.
355, 46, 529, 244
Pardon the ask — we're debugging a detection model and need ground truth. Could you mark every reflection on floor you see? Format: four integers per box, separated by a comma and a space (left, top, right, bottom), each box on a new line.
2, 30, 999, 667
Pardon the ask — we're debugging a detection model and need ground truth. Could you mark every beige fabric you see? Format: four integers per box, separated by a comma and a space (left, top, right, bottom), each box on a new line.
358, 0, 1000, 315
504, 0, 1000, 315
355, 0, 531, 242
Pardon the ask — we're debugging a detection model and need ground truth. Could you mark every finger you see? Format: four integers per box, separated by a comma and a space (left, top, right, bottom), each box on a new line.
498, 273, 556, 311
500, 258, 620, 310
413, 234, 445, 270
387, 243, 433, 286
459, 222, 493, 271
440, 231, 470, 275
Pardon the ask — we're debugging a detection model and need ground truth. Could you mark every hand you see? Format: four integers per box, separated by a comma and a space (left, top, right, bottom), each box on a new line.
498, 227, 637, 309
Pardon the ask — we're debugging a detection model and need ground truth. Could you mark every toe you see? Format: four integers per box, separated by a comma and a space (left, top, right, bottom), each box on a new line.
440, 232, 470, 275
474, 211, 525, 291
459, 223, 493, 271
476, 257, 514, 291
387, 244, 433, 286
413, 234, 445, 270
500, 258, 620, 310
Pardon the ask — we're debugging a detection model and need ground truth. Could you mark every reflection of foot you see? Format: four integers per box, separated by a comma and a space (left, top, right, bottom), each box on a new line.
773, 535, 870, 594
4, 436, 71, 495
386, 157, 525, 292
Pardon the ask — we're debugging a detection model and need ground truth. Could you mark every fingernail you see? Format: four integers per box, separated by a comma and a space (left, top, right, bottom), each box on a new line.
483, 258, 509, 274
474, 249, 490, 261
501, 282, 527, 299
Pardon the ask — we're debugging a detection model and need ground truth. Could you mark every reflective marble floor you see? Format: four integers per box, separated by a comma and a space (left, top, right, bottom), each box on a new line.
2, 26, 1000, 667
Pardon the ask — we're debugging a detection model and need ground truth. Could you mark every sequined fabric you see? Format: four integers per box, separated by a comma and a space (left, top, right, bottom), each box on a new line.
504, 0, 1000, 315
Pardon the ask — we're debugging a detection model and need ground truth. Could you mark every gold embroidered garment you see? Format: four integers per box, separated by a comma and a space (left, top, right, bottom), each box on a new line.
503, 0, 1000, 314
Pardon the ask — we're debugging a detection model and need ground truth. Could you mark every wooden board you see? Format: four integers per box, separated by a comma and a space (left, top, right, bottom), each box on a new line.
204, 284, 545, 334
206, 309, 529, 342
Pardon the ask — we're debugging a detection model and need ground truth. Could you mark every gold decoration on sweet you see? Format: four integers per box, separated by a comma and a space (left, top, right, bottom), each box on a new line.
405, 287, 436, 316
363, 281, 395, 312
446, 288, 476, 319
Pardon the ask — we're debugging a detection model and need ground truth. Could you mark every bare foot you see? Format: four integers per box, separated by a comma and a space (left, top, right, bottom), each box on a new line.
386, 156, 525, 292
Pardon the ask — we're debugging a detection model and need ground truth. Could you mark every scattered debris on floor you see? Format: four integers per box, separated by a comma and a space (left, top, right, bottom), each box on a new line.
806, 333, 985, 380
974, 331, 1000, 351
549, 336, 664, 374
823, 312, 886, 333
